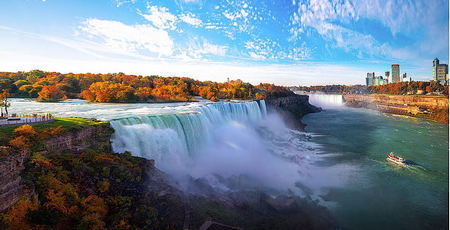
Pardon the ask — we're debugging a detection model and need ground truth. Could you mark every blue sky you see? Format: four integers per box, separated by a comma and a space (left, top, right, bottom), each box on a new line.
0, 0, 448, 85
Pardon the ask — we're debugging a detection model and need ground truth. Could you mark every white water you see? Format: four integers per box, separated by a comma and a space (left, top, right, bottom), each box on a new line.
110, 100, 355, 196
8, 98, 354, 197
307, 94, 343, 108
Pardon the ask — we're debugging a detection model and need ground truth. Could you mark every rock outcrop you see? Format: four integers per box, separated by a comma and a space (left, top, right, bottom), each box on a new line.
0, 149, 30, 211
0, 123, 113, 211
264, 94, 321, 129
44, 124, 113, 155
343, 94, 449, 123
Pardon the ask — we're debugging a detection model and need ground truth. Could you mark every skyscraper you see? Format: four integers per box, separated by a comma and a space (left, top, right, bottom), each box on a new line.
385, 71, 390, 83
366, 72, 375, 86
432, 58, 448, 84
391, 64, 400, 83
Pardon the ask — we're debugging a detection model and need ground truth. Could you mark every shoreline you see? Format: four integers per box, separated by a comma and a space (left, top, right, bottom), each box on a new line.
342, 94, 449, 123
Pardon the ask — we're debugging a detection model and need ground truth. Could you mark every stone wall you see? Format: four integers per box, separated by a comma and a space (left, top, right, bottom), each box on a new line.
264, 94, 321, 129
343, 94, 449, 123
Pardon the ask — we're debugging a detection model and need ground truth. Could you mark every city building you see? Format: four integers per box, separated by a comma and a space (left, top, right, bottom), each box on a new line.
385, 71, 390, 84
365, 73, 387, 86
366, 72, 375, 86
432, 58, 448, 84
391, 64, 400, 83
401, 73, 411, 82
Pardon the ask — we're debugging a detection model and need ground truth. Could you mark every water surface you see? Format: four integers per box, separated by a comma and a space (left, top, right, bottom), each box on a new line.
303, 101, 448, 229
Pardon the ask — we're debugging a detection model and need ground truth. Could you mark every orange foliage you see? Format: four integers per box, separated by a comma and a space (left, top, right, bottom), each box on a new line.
81, 82, 134, 102
37, 85, 67, 102
1, 70, 274, 102
2, 196, 39, 230
14, 125, 37, 137
39, 126, 63, 139
79, 195, 108, 230
9, 136, 30, 149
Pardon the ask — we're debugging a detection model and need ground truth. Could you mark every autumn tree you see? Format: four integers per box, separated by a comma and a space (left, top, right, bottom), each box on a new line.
37, 85, 67, 102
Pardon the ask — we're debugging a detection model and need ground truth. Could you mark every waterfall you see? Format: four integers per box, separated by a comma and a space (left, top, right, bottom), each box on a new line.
110, 99, 353, 196
110, 101, 268, 173
308, 94, 343, 108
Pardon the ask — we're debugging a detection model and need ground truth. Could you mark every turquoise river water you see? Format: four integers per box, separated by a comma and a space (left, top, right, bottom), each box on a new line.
305, 94, 448, 229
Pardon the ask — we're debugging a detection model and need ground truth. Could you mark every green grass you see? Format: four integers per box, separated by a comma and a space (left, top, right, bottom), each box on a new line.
0, 117, 106, 143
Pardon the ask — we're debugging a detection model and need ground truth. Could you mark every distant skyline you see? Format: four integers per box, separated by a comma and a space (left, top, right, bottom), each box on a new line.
0, 0, 448, 86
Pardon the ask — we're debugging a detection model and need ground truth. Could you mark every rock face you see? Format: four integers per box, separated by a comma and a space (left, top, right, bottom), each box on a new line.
343, 94, 449, 123
44, 124, 113, 154
0, 123, 113, 211
0, 149, 30, 211
264, 94, 321, 129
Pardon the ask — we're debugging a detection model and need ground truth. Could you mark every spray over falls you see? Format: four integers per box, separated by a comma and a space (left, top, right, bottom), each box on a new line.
110, 100, 349, 196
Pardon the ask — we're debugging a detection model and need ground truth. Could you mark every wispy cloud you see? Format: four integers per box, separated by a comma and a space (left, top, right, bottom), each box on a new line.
80, 18, 174, 56
179, 13, 203, 27
141, 5, 178, 30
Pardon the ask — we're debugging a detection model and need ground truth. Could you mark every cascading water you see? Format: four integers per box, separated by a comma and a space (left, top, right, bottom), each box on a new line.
110, 100, 353, 196
308, 94, 344, 108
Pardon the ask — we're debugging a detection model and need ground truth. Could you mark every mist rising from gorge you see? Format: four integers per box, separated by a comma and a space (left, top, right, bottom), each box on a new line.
110, 100, 355, 199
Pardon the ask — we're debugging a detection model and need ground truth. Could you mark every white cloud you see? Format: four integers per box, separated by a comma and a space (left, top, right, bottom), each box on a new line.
80, 18, 174, 56
114, 0, 136, 7
179, 13, 203, 27
0, 48, 369, 86
184, 39, 227, 58
290, 0, 448, 61
249, 52, 266, 60
141, 6, 177, 30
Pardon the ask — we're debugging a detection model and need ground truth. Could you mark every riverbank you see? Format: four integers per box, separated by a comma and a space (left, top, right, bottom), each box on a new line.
343, 94, 449, 123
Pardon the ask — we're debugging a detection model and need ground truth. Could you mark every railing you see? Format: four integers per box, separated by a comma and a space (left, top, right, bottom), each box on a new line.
0, 114, 54, 127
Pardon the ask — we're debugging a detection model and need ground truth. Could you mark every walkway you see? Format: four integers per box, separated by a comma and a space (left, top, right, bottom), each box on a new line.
0, 116, 54, 127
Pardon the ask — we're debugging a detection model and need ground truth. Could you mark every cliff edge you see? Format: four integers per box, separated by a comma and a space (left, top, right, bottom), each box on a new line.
343, 94, 449, 123
264, 94, 322, 129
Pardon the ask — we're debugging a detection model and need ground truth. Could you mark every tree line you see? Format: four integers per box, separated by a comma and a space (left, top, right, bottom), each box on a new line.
0, 70, 293, 103
294, 81, 448, 95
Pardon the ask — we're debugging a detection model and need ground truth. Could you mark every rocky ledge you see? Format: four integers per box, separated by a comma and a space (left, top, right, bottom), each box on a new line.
264, 94, 322, 129
343, 94, 449, 123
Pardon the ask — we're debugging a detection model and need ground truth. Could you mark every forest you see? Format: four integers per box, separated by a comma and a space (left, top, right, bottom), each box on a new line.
0, 70, 292, 103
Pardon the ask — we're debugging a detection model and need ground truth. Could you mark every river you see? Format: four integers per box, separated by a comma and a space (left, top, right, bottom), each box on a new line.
304, 94, 449, 229
6, 97, 449, 229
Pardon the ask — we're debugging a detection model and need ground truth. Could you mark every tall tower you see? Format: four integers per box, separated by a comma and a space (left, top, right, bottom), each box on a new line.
391, 64, 400, 83
385, 71, 390, 83
432, 58, 439, 81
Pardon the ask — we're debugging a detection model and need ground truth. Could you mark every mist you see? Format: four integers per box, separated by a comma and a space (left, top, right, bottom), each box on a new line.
110, 100, 356, 200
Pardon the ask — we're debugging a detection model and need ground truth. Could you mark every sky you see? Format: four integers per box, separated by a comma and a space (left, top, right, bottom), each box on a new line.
0, 0, 448, 86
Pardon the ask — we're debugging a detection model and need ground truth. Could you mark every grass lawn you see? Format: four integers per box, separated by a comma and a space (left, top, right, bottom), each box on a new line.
0, 117, 106, 143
